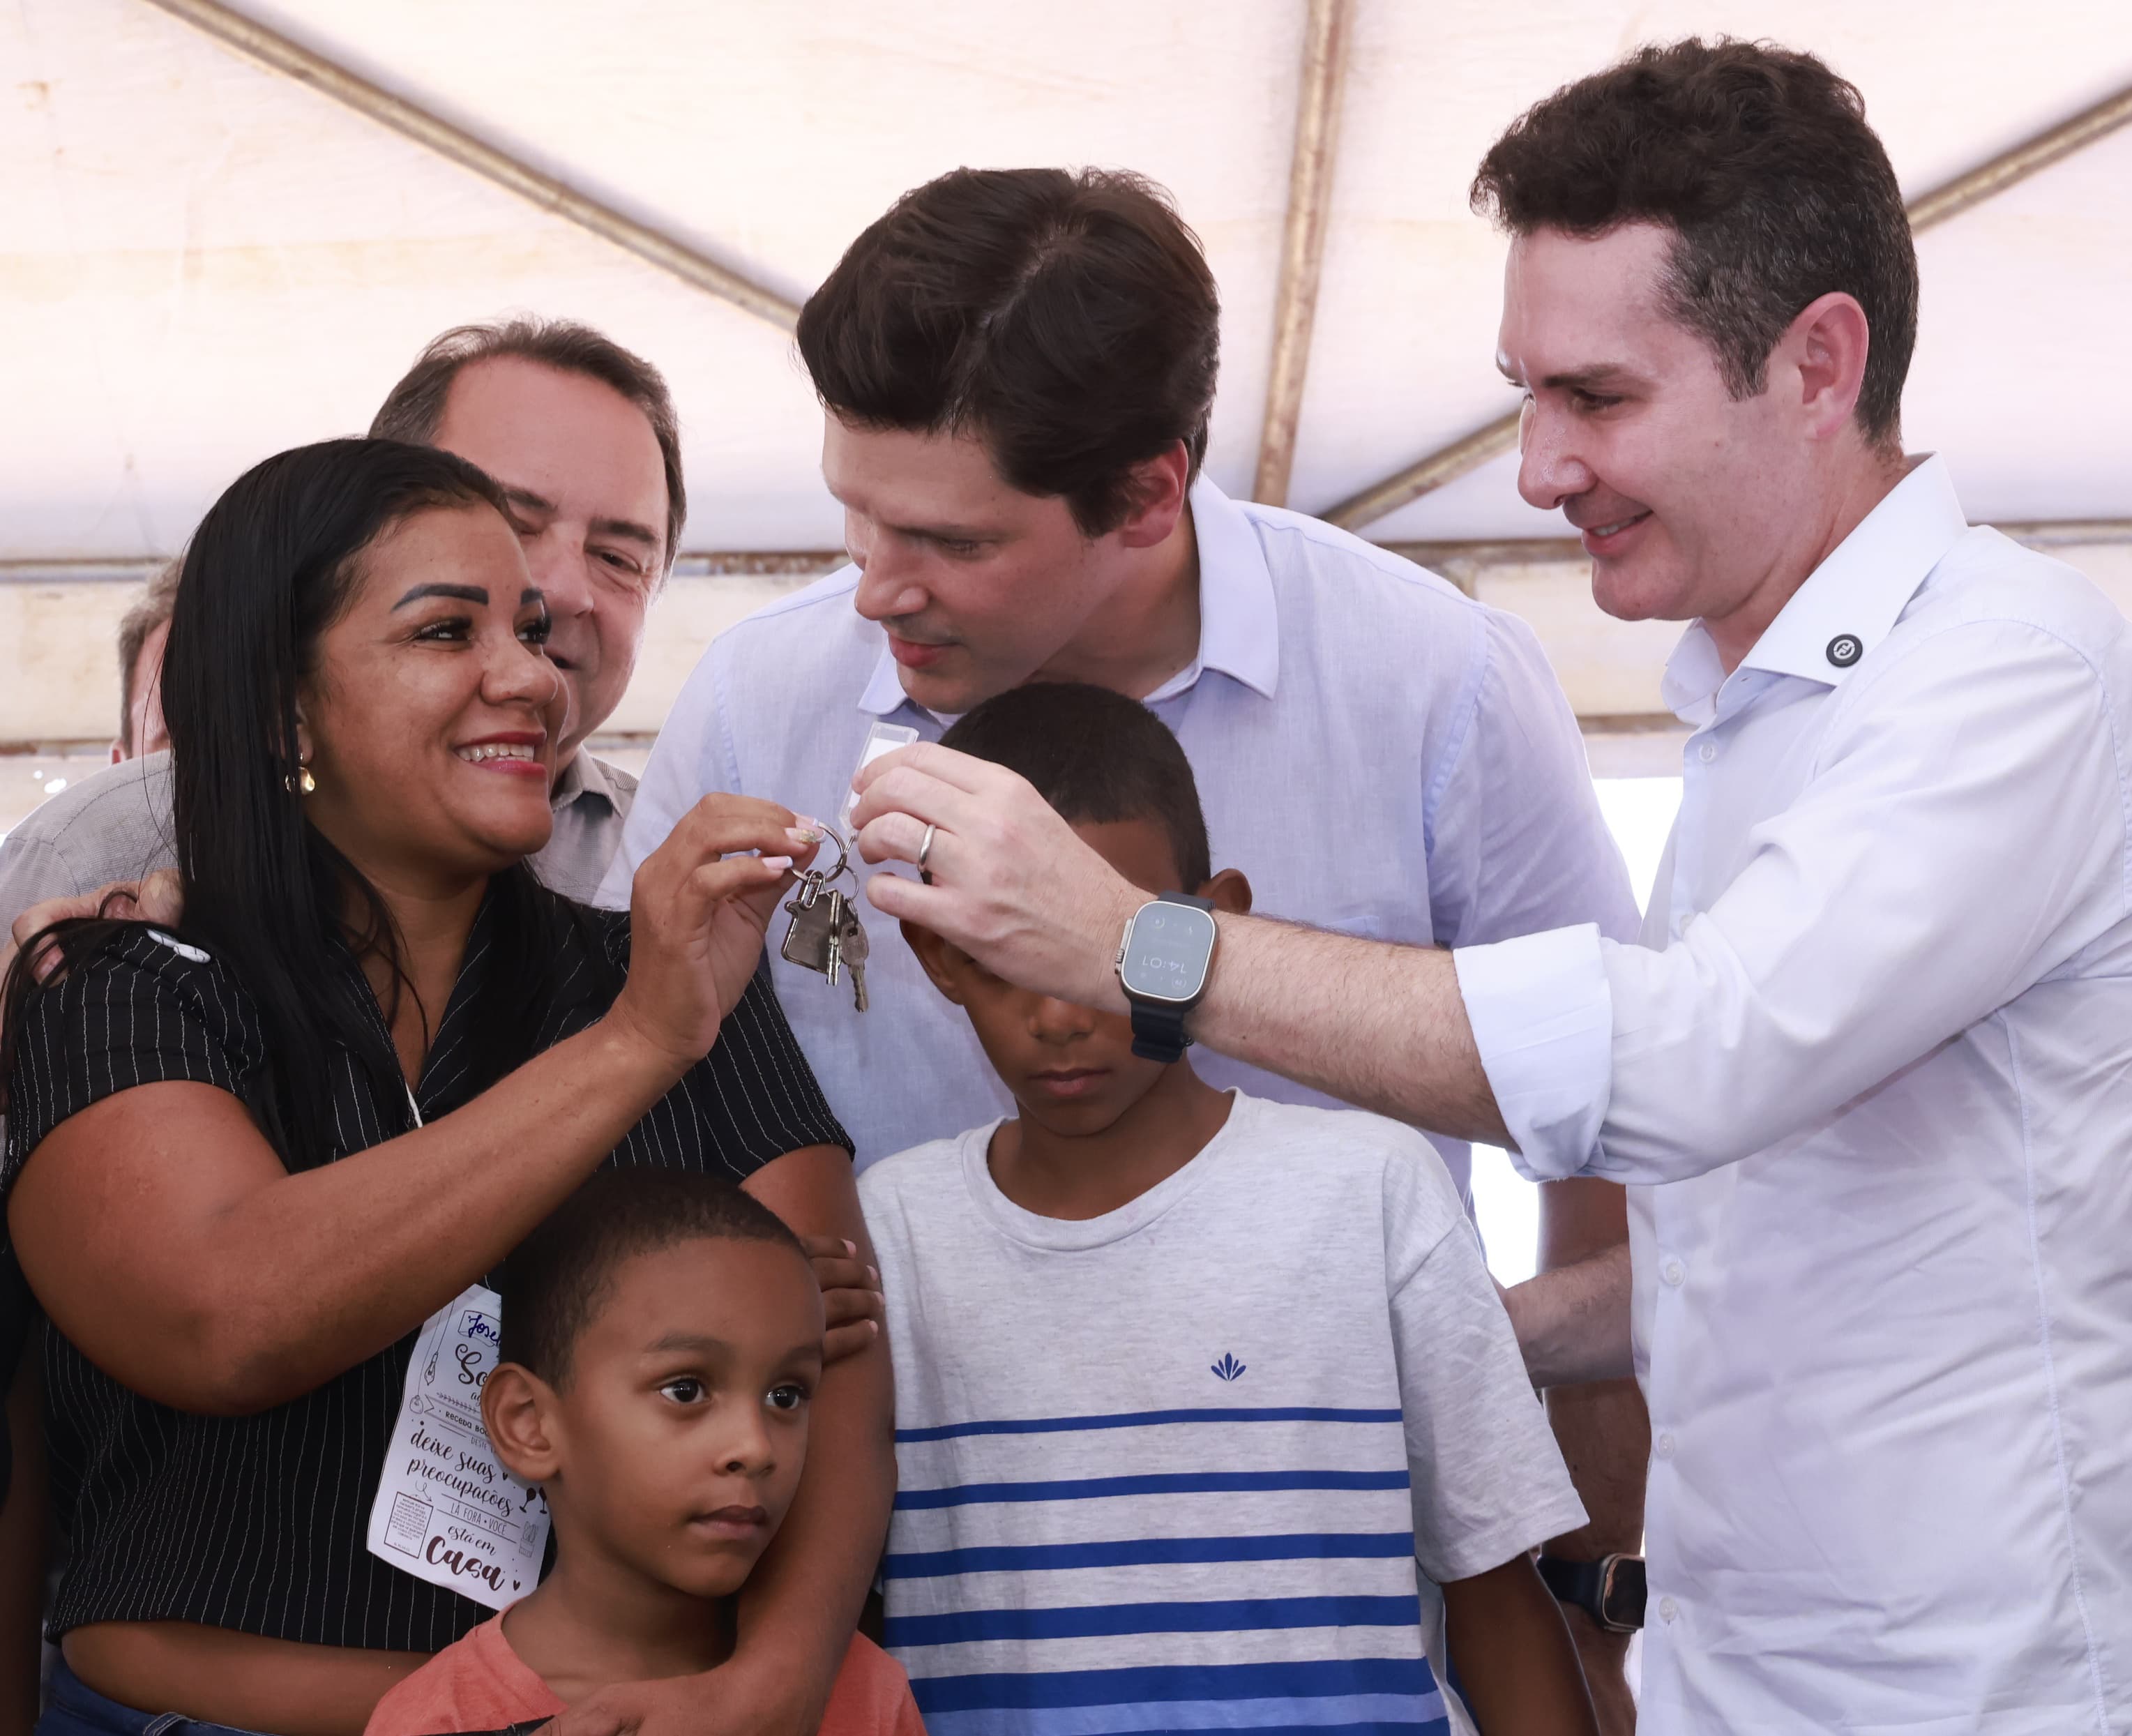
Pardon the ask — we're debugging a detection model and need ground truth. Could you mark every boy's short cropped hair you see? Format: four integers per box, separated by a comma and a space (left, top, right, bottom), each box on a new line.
499, 1170, 803, 1388
939, 682, 1210, 889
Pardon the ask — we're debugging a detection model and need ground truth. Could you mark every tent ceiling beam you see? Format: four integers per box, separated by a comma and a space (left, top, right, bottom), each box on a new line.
1252, 0, 1353, 508
1321, 77, 2132, 534
140, 0, 802, 331
8, 517, 2129, 590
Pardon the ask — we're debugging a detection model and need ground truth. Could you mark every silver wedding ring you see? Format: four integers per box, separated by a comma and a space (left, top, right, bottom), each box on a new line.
918, 822, 937, 884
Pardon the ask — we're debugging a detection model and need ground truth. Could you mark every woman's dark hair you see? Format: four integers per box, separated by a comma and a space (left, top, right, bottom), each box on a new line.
1472, 37, 1917, 449
3, 439, 615, 1162
939, 681, 1211, 889
796, 167, 1221, 536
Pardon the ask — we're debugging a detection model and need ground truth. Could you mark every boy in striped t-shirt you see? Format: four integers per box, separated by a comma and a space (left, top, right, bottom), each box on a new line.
860, 683, 1597, 1736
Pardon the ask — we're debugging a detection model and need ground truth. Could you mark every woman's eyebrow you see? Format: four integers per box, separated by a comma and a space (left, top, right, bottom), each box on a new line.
393, 583, 488, 610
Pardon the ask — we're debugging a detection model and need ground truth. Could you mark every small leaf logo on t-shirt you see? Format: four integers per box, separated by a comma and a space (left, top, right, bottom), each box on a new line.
1210, 1353, 1247, 1382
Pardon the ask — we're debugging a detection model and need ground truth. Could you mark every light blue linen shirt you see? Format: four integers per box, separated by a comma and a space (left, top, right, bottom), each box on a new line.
605, 478, 1638, 1178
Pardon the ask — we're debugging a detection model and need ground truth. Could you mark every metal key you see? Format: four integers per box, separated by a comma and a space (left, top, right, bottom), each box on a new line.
838, 903, 870, 1011
779, 879, 844, 977
775, 825, 870, 1012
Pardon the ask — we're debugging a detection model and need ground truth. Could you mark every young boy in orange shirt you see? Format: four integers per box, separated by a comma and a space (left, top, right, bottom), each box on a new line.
365, 1170, 918, 1734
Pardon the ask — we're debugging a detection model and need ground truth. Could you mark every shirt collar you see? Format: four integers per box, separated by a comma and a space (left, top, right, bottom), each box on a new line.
857, 473, 1280, 718
1660, 454, 1968, 720
550, 748, 619, 814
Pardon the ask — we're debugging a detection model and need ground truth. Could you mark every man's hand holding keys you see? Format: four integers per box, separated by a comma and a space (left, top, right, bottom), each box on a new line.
847, 741, 1144, 1011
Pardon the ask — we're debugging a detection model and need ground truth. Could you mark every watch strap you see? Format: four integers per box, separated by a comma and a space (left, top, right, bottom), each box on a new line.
1125, 892, 1214, 1065
1536, 1552, 1645, 1633
1128, 999, 1193, 1064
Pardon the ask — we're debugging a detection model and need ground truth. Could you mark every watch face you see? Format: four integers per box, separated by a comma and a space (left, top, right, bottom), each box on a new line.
1119, 902, 1216, 1004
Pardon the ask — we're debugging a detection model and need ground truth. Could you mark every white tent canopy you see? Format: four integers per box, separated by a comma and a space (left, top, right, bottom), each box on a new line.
6, 0, 2132, 794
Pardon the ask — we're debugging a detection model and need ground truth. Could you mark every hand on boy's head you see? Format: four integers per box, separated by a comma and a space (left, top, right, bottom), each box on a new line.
902, 814, 1252, 1141
849, 741, 1141, 1011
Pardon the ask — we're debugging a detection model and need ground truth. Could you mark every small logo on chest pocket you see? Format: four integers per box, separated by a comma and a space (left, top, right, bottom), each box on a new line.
1210, 1353, 1247, 1382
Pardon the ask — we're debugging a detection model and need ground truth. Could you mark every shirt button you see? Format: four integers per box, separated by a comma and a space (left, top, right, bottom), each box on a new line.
1663, 1258, 1686, 1286
1698, 740, 1718, 763
1659, 1596, 1680, 1624
1656, 1432, 1677, 1458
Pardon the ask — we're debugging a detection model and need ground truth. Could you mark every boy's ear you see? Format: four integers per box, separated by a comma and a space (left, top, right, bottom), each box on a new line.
900, 918, 970, 1005
482, 1363, 564, 1487
1201, 867, 1253, 916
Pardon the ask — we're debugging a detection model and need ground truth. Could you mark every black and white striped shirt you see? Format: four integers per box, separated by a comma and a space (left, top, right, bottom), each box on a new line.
1, 897, 849, 1652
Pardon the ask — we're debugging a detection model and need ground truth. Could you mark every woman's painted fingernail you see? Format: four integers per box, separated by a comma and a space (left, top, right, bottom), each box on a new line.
843, 1239, 856, 1255
761, 855, 794, 873
867, 1266, 879, 1285
787, 825, 824, 847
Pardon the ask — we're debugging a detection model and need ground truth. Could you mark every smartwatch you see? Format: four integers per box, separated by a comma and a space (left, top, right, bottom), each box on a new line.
1536, 1552, 1646, 1633
1114, 891, 1218, 1064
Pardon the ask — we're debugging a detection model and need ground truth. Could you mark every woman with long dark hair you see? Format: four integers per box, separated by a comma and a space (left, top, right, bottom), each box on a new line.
0, 440, 890, 1734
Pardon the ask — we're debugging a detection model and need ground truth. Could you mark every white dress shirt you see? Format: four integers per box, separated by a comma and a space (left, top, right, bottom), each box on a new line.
1458, 458, 2132, 1733
606, 476, 1638, 1170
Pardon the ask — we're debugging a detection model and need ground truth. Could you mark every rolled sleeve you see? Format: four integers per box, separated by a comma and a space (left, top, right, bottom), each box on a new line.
1453, 923, 1612, 1178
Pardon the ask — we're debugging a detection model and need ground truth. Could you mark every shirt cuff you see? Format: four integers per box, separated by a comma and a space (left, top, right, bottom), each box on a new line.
1453, 923, 1613, 1179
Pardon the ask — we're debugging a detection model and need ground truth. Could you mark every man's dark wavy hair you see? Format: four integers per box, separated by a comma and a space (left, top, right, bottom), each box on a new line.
1472, 38, 1917, 448
797, 167, 1221, 536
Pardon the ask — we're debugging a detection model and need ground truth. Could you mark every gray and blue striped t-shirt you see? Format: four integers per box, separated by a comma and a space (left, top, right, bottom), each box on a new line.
859, 1093, 1587, 1736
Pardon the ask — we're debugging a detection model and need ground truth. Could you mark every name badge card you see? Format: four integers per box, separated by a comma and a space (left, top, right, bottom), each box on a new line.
365, 1283, 549, 1610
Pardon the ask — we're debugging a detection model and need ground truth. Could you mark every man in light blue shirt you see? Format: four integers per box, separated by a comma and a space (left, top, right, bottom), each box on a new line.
606, 167, 1645, 1719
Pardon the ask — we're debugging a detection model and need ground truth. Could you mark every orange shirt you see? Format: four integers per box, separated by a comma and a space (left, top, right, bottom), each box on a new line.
364, 1615, 924, 1736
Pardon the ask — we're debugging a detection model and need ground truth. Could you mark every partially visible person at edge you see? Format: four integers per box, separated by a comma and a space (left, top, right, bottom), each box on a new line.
0, 440, 891, 1736
113, 558, 180, 765
0, 552, 181, 1717
1, 322, 893, 1736
849, 40, 2132, 1735
600, 166, 1651, 1715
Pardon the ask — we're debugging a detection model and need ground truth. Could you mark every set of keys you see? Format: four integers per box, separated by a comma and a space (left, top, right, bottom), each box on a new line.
778, 825, 870, 1011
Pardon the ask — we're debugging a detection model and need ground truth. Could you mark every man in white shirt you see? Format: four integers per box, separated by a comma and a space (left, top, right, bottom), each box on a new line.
606, 166, 1650, 1717
849, 40, 2131, 1733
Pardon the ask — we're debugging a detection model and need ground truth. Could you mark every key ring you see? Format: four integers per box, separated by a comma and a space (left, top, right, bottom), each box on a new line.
807, 824, 851, 884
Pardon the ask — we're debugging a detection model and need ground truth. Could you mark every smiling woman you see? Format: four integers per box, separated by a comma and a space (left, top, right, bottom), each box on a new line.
0, 440, 863, 1736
